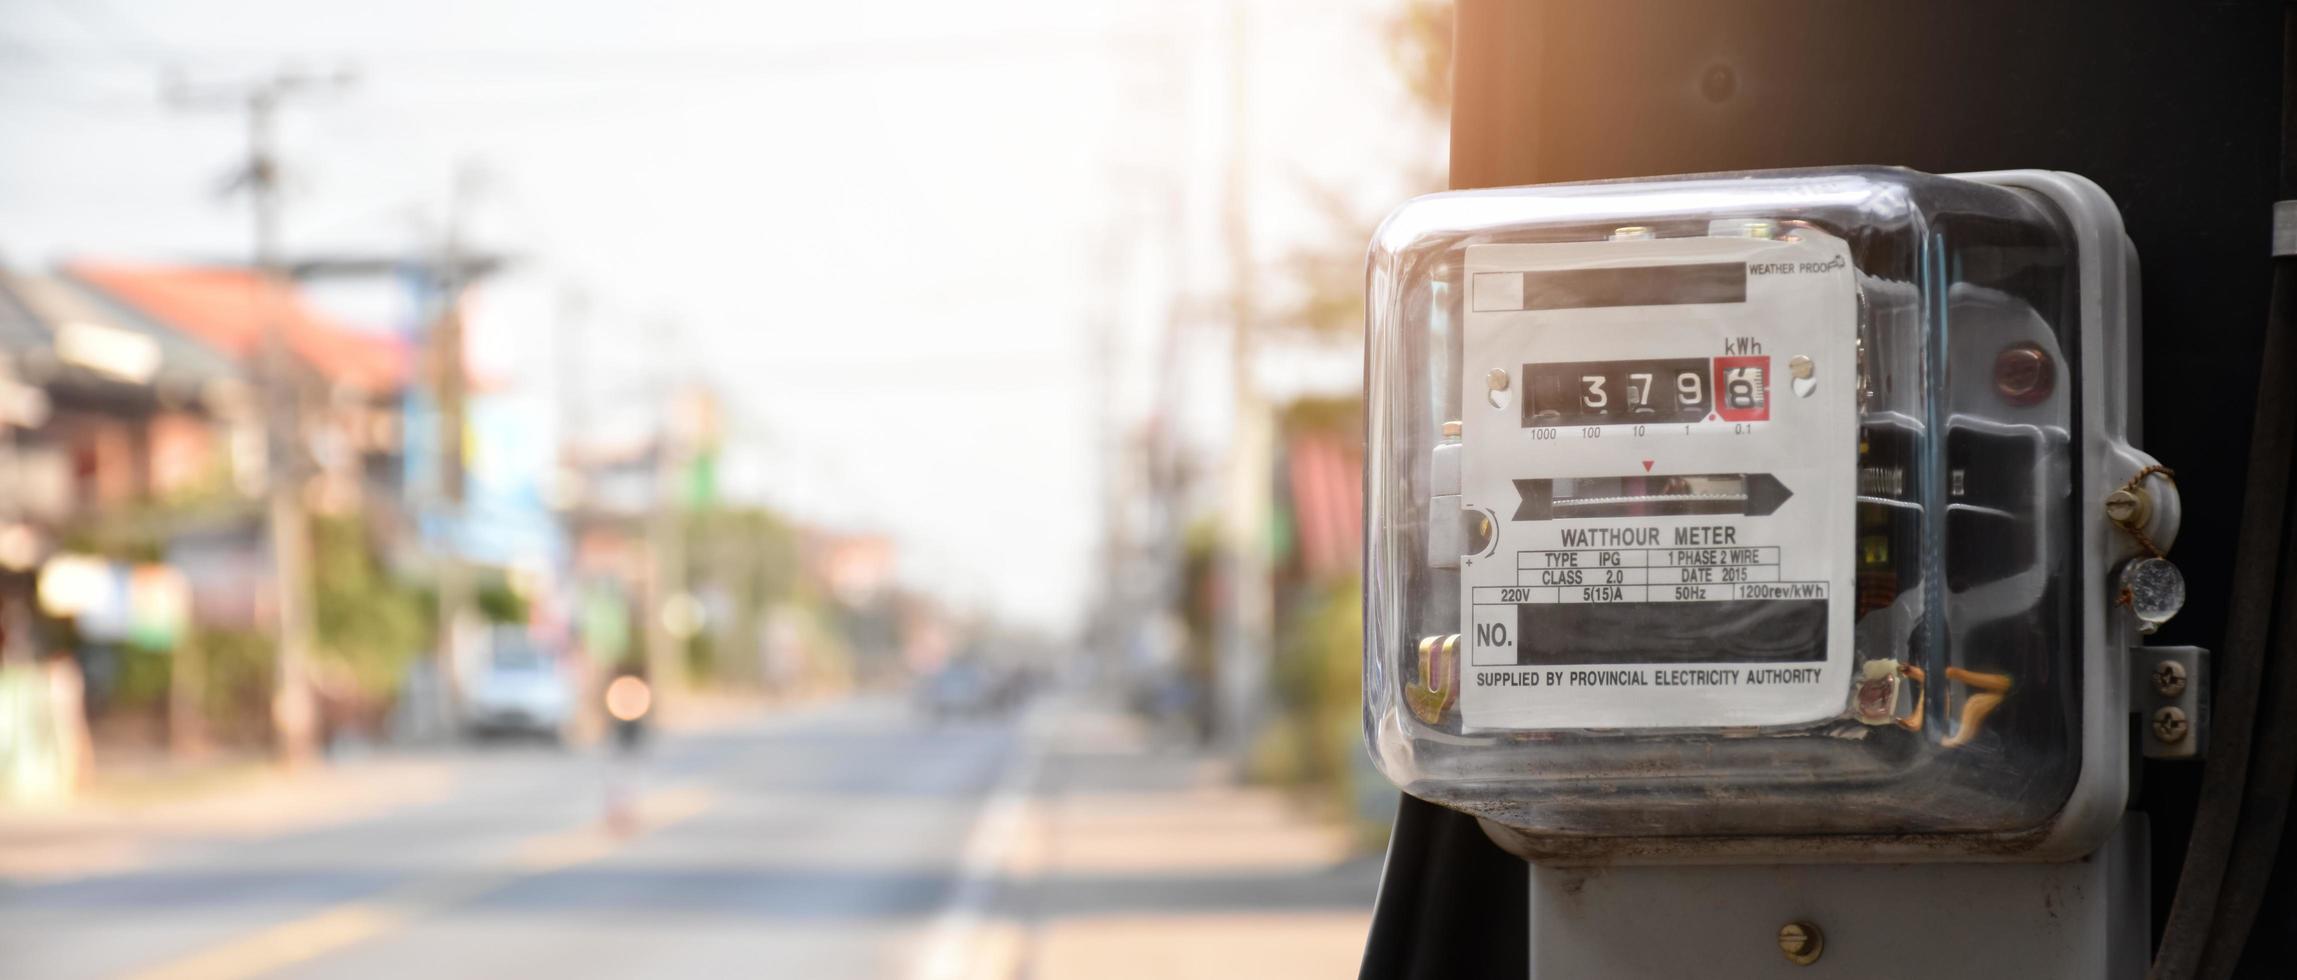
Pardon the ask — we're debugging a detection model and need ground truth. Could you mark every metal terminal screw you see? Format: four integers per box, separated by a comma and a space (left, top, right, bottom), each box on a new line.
2153, 706, 2191, 744
1788, 354, 1818, 398
2105, 487, 2152, 530
1406, 634, 1461, 725
1994, 343, 2055, 405
1777, 921, 1824, 966
1486, 368, 1510, 392
2153, 660, 2188, 698
1609, 226, 1655, 241
1855, 334, 1871, 409
1442, 420, 1462, 439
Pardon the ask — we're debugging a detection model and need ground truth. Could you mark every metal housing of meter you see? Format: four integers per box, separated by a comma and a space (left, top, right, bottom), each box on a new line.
1363, 168, 2183, 860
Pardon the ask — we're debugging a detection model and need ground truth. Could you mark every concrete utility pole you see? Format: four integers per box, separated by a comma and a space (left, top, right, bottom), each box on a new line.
168, 69, 352, 767
430, 164, 478, 721
1216, 0, 1274, 756
287, 179, 507, 741
1089, 229, 1127, 674
643, 325, 692, 697
554, 289, 589, 496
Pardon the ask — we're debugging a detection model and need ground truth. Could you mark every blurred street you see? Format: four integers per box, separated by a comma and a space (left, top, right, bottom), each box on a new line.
0, 3, 1432, 975
0, 691, 1377, 979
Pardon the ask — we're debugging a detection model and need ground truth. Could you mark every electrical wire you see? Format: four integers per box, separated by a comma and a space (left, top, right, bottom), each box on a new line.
2149, 7, 2297, 978
2201, 454, 2297, 977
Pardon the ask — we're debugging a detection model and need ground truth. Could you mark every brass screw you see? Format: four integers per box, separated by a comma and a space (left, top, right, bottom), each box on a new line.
2153, 706, 2190, 744
1788, 355, 1814, 380
2152, 660, 2188, 698
1777, 921, 1824, 966
1486, 368, 1510, 392
2104, 488, 2150, 529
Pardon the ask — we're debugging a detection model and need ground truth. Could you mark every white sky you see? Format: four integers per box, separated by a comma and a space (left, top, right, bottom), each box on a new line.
0, 0, 1440, 631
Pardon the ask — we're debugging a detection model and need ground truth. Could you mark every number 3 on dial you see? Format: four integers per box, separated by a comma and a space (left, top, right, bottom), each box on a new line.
1579, 375, 1608, 411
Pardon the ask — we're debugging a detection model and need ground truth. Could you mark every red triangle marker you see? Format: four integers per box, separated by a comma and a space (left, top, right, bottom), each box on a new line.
1641, 459, 1654, 472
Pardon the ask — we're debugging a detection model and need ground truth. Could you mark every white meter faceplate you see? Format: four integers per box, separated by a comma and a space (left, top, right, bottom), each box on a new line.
1458, 234, 1858, 730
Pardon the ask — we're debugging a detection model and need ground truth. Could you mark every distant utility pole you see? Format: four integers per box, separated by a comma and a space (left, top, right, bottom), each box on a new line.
430, 164, 479, 721
644, 323, 692, 697
288, 165, 506, 740
167, 68, 354, 767
1090, 231, 1126, 669
555, 288, 590, 487
1217, 0, 1274, 755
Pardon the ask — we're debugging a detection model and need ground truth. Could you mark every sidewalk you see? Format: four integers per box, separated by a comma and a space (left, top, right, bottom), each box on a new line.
937, 698, 1385, 979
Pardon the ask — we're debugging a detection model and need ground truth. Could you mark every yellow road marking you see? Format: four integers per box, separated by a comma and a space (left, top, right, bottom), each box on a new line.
121, 784, 717, 980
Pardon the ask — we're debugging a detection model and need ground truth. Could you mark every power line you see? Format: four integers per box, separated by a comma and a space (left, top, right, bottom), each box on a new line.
42, 0, 175, 61
0, 38, 159, 109
0, 29, 1184, 78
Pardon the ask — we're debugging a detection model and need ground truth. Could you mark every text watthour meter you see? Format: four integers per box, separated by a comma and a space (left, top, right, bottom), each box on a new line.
1363, 168, 2185, 860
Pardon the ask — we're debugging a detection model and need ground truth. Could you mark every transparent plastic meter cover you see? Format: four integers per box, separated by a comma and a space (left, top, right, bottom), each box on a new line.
1364, 168, 2093, 842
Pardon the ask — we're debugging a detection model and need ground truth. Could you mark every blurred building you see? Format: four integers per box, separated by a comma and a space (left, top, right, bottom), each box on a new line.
553, 388, 893, 694
557, 437, 657, 671
0, 267, 250, 657
0, 260, 412, 757
806, 530, 904, 683
65, 263, 411, 630
71, 262, 410, 517
1275, 413, 1363, 585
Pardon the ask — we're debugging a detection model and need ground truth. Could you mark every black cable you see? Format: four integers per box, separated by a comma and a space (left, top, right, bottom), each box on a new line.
2150, 8, 2297, 978
1357, 793, 1526, 980
2201, 429, 2297, 979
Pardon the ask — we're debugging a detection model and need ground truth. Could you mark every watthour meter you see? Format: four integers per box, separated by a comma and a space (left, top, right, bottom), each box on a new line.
1364, 168, 2185, 860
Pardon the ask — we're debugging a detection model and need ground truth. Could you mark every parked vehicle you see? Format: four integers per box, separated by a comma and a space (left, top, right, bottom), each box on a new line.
917, 660, 1018, 721
462, 637, 574, 741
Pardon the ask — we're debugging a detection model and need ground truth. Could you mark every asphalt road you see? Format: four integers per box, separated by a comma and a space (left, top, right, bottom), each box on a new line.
0, 696, 1023, 980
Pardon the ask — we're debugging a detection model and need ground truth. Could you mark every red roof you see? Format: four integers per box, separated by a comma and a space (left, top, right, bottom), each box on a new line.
1286, 432, 1363, 579
68, 262, 409, 394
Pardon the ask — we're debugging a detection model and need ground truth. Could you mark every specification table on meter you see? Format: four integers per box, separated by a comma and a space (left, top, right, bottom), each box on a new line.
1466, 547, 1833, 667
1467, 547, 1831, 604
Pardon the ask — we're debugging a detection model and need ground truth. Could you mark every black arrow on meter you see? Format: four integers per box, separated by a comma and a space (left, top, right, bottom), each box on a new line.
1511, 479, 1556, 521
1742, 473, 1794, 516
1511, 473, 1793, 520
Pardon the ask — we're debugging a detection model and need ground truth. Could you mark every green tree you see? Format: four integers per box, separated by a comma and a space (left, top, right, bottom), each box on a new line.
1274, 0, 1454, 338
1254, 2, 1454, 826
310, 514, 429, 697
